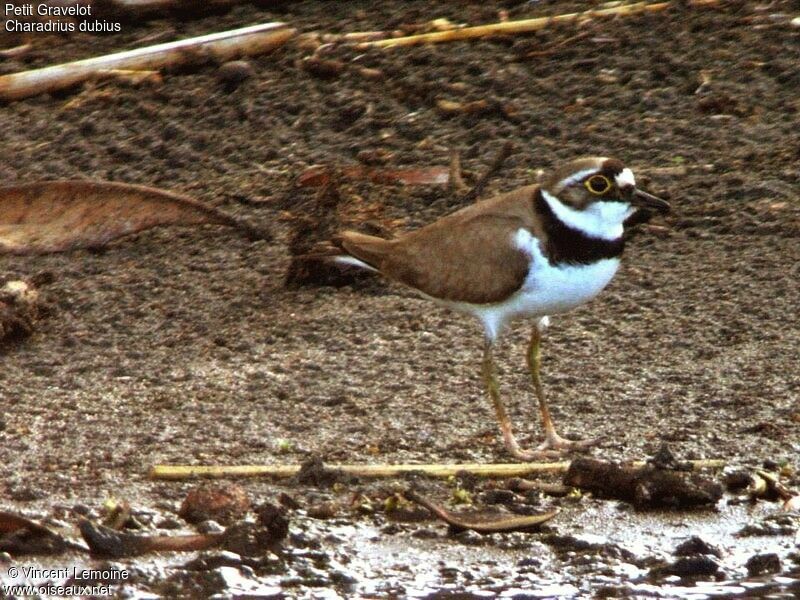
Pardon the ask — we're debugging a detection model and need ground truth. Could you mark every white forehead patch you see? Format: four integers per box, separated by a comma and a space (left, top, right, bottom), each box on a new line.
615, 167, 636, 188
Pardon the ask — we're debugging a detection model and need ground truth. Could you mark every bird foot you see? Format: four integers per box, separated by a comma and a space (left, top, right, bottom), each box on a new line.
502, 434, 562, 461
536, 432, 598, 453
510, 447, 563, 461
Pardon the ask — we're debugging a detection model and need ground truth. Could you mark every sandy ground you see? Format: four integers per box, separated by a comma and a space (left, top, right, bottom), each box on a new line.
1, 1, 799, 597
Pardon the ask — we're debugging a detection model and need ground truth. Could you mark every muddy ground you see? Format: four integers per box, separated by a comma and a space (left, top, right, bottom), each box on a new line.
1, 0, 799, 597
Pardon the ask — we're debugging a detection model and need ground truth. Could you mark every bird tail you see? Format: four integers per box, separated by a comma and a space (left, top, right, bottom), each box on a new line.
295, 231, 389, 273
331, 231, 389, 272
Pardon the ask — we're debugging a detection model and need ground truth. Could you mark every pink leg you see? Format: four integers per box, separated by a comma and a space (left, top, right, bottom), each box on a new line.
527, 326, 597, 452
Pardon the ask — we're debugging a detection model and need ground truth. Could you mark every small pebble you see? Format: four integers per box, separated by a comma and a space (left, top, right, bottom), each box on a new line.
71, 504, 93, 516
197, 520, 225, 534
661, 556, 720, 577
746, 553, 781, 576
156, 517, 183, 530
217, 61, 254, 87
674, 536, 722, 558
179, 483, 250, 525
307, 502, 338, 520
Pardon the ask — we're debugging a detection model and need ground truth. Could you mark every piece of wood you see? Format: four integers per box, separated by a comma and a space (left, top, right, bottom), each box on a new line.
0, 22, 295, 101
564, 457, 724, 508
150, 459, 724, 481
79, 519, 222, 558
359, 1, 719, 49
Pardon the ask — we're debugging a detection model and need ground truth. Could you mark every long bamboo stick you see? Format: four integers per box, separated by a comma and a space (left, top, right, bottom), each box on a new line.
359, 0, 718, 49
150, 459, 726, 481
0, 22, 295, 102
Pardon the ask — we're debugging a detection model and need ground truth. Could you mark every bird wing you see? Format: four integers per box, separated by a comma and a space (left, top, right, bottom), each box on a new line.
380, 211, 532, 305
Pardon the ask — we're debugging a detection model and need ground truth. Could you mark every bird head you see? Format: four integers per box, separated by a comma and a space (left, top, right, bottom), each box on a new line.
540, 157, 670, 239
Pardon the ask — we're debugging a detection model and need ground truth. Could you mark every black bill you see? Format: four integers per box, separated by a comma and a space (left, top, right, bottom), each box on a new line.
633, 189, 671, 213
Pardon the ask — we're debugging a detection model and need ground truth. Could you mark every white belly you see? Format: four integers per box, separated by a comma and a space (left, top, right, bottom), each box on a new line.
515, 254, 620, 316
442, 229, 621, 340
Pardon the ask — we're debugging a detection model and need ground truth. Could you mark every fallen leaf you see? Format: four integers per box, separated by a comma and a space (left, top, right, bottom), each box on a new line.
403, 489, 557, 533
0, 510, 70, 556
0, 510, 53, 535
0, 180, 269, 255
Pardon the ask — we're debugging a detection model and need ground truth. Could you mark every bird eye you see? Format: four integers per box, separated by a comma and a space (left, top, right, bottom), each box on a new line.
585, 175, 612, 195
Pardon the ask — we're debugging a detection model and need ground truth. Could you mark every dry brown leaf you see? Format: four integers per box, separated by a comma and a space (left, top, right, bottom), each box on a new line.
0, 180, 267, 255
402, 489, 557, 533
0, 510, 70, 556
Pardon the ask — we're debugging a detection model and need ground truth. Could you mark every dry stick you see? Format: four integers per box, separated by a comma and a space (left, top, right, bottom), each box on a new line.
150, 459, 725, 481
321, 30, 395, 43
459, 141, 515, 204
358, 0, 719, 49
448, 149, 469, 195
522, 30, 593, 59
0, 22, 295, 102
0, 44, 32, 59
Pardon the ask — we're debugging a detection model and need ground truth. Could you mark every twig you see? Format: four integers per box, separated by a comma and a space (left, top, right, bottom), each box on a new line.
0, 22, 295, 102
320, 30, 395, 43
360, 2, 660, 49
358, 1, 719, 49
150, 459, 725, 481
638, 164, 716, 176
520, 30, 593, 59
448, 149, 469, 195
459, 141, 515, 203
507, 478, 574, 496
436, 99, 493, 115
0, 44, 32, 59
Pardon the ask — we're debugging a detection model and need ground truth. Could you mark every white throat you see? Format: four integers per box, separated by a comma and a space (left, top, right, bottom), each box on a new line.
541, 189, 634, 241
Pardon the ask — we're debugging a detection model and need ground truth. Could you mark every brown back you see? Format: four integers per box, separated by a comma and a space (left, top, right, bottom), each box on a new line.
340, 185, 542, 305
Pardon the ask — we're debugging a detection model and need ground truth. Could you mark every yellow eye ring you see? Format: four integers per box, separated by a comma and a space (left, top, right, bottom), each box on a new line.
585, 175, 612, 195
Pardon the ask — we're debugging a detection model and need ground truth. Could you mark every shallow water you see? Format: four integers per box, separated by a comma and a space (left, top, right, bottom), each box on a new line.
8, 499, 796, 599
